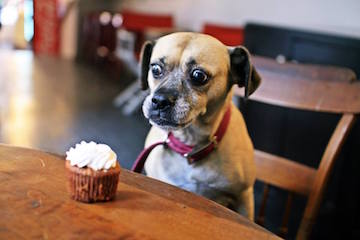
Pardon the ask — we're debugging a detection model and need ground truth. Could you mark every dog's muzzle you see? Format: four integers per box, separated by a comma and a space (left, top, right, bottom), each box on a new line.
148, 91, 180, 127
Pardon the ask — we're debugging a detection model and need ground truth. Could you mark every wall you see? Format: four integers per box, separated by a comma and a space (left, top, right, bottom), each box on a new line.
119, 0, 360, 38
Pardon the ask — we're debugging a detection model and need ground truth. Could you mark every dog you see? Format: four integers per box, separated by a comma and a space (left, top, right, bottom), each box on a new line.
139, 32, 261, 219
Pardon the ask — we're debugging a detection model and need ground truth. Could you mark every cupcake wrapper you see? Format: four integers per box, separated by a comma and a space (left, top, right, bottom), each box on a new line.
67, 165, 120, 203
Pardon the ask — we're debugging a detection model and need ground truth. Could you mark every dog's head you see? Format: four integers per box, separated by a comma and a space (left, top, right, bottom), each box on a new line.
141, 32, 260, 131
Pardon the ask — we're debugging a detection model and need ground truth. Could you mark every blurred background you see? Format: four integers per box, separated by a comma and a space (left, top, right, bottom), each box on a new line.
0, 0, 359, 239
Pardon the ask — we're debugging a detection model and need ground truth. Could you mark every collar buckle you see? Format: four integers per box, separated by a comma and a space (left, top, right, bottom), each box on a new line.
183, 135, 218, 163
210, 135, 218, 148
164, 137, 170, 148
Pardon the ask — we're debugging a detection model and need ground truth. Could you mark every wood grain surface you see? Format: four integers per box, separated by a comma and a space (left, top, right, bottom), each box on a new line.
235, 56, 360, 114
0, 144, 279, 240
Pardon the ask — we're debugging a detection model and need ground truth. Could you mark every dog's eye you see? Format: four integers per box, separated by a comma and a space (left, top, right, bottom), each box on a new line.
190, 69, 208, 85
151, 64, 163, 78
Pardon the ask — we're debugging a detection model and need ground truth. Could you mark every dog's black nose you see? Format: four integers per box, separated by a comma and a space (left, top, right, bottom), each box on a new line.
151, 93, 176, 110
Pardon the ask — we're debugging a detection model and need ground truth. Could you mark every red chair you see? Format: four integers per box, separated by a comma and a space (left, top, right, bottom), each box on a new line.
121, 10, 173, 32
202, 23, 244, 46
121, 10, 174, 58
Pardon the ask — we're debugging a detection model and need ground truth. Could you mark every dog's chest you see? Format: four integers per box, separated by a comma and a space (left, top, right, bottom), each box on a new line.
144, 146, 237, 195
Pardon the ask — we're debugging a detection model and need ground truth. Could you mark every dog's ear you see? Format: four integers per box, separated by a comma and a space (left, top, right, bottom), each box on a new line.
228, 46, 261, 97
139, 40, 155, 90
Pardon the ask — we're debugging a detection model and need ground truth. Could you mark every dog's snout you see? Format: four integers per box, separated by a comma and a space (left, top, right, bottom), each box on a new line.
151, 93, 176, 110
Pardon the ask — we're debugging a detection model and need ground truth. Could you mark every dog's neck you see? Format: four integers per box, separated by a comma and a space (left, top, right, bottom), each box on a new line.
172, 91, 233, 146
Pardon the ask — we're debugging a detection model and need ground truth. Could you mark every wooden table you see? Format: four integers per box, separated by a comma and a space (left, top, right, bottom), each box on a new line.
236, 56, 360, 114
0, 145, 279, 239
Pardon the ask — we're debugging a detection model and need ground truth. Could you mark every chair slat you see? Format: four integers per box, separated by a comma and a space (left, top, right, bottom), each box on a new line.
254, 150, 316, 196
278, 193, 294, 238
256, 184, 270, 226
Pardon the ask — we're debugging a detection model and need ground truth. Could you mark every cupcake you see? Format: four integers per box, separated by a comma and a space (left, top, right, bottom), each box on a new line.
65, 141, 121, 203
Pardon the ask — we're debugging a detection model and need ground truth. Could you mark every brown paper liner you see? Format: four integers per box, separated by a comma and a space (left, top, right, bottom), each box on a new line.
65, 161, 120, 203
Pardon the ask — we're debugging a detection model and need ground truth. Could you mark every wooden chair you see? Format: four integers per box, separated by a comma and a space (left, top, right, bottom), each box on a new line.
234, 56, 360, 239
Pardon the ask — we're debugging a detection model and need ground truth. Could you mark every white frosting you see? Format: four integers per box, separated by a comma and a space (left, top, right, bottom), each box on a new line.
66, 141, 117, 171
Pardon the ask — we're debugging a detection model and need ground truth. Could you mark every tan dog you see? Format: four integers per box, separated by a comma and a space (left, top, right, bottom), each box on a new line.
139, 32, 261, 219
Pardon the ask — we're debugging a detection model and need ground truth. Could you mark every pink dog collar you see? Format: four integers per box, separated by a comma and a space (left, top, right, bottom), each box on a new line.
131, 106, 231, 173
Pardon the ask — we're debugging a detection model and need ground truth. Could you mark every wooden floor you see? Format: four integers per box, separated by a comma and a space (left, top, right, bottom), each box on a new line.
0, 50, 150, 169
